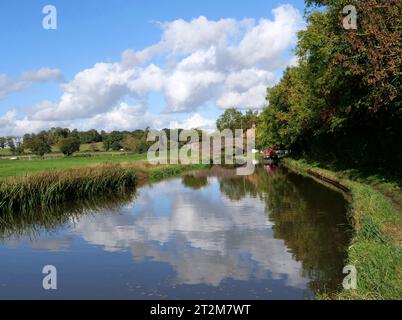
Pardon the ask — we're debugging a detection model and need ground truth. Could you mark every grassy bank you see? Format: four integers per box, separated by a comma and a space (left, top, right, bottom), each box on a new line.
282, 158, 402, 300
0, 161, 210, 214
145, 163, 210, 181
0, 164, 137, 213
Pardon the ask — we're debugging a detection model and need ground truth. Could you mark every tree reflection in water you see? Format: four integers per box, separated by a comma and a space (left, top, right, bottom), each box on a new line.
215, 165, 351, 295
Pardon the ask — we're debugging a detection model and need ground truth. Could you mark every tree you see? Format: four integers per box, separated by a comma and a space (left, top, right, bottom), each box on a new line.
216, 108, 258, 133
23, 134, 34, 150
242, 110, 259, 129
59, 136, 80, 156
0, 137, 5, 149
122, 135, 139, 152
216, 108, 243, 132
78, 129, 102, 144
122, 135, 150, 153
14, 137, 24, 155
6, 137, 15, 153
30, 134, 51, 157
257, 0, 402, 172
131, 129, 145, 139
104, 131, 124, 151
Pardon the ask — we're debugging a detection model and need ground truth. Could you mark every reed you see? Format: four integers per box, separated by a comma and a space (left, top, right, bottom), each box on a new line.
0, 164, 136, 213
0, 189, 137, 240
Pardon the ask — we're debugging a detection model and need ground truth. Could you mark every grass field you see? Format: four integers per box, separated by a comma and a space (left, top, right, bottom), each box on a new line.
0, 153, 147, 178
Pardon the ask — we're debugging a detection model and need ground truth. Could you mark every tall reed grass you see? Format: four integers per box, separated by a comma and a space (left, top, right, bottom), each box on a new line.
0, 188, 137, 239
0, 164, 136, 213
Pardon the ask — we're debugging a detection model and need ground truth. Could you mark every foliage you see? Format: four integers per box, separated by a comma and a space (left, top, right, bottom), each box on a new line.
30, 134, 52, 157
147, 164, 210, 181
216, 108, 258, 132
103, 131, 124, 151
59, 136, 80, 156
0, 165, 136, 213
122, 135, 149, 154
0, 137, 6, 149
6, 137, 15, 153
258, 0, 402, 173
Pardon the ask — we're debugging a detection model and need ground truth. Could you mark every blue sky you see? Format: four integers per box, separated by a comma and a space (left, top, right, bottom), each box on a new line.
0, 0, 306, 135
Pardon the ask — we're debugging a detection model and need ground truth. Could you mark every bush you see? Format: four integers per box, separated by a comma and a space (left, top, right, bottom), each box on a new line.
59, 137, 80, 156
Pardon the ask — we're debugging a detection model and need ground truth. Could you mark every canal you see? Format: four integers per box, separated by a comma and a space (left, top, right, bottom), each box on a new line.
0, 165, 351, 299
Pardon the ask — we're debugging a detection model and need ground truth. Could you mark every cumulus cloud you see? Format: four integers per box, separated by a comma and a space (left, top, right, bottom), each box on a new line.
70, 178, 309, 287
1, 4, 304, 135
32, 63, 136, 121
169, 113, 216, 131
217, 68, 276, 109
0, 109, 71, 136
0, 105, 216, 136
79, 102, 166, 132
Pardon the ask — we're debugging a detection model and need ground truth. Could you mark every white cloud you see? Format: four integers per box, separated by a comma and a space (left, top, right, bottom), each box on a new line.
0, 68, 63, 102
32, 63, 135, 121
232, 4, 302, 69
169, 113, 216, 131
0, 110, 70, 136
217, 68, 276, 109
0, 75, 26, 100
69, 178, 308, 287
81, 105, 216, 132
20, 68, 63, 82
164, 69, 225, 112
160, 16, 238, 54
80, 102, 158, 132
1, 4, 304, 135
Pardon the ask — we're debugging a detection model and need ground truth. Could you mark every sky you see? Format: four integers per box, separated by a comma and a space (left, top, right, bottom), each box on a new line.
0, 0, 306, 136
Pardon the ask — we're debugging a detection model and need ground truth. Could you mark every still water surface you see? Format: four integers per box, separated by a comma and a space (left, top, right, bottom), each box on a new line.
0, 166, 350, 299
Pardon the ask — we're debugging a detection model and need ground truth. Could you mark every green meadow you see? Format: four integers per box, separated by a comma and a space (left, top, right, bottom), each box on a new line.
0, 153, 148, 178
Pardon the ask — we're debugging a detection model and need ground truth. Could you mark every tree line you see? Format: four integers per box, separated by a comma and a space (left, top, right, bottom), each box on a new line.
257, 0, 401, 173
0, 128, 155, 157
0, 127, 210, 158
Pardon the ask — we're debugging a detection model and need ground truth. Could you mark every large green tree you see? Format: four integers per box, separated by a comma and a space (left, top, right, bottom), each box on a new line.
216, 108, 258, 132
258, 0, 402, 170
30, 134, 52, 157
59, 136, 80, 156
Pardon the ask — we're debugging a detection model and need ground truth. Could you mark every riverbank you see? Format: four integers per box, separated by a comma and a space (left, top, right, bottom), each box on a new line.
282, 158, 402, 300
0, 162, 209, 213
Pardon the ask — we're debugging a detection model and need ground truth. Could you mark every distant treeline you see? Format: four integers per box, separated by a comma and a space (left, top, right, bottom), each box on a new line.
257, 0, 402, 174
0, 127, 206, 157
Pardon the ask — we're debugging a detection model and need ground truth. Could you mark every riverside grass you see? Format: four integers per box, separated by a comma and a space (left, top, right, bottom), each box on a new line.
0, 162, 210, 214
0, 164, 137, 213
282, 158, 402, 300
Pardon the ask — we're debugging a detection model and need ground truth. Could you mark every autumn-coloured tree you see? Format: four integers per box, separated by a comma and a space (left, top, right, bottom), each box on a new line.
258, 0, 402, 171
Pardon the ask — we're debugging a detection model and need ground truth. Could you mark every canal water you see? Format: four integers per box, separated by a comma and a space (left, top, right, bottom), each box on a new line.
0, 166, 350, 299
